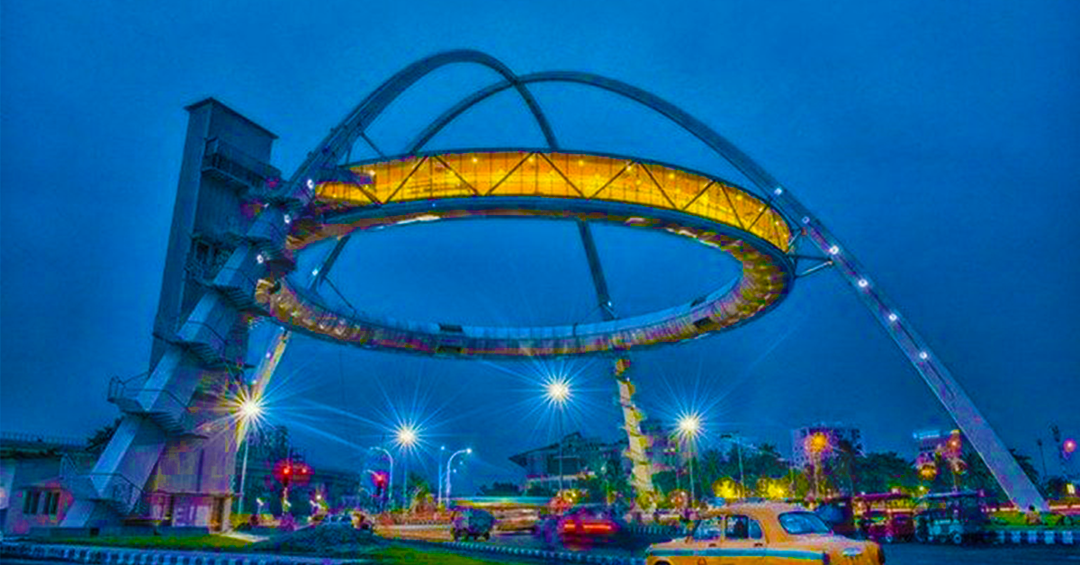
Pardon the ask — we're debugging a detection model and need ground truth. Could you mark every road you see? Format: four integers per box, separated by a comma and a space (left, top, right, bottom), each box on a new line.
379, 525, 1079, 564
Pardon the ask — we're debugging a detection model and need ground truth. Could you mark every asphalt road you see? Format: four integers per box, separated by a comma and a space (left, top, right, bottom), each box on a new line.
381, 525, 1080, 564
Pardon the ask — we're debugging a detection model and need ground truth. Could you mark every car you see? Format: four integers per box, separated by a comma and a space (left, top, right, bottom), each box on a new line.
558, 505, 623, 543
645, 503, 885, 565
452, 508, 495, 541
814, 496, 858, 538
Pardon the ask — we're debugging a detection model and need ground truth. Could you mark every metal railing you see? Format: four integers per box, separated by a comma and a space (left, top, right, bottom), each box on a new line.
83, 472, 148, 515
0, 431, 86, 448
106, 373, 149, 404
203, 138, 280, 191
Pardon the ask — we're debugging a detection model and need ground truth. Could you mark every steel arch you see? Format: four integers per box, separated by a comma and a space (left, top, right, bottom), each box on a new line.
283, 50, 558, 202
271, 54, 1045, 511
404, 67, 1048, 511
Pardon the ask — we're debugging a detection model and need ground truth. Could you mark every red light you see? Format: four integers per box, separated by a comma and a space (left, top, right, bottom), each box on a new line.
283, 467, 291, 475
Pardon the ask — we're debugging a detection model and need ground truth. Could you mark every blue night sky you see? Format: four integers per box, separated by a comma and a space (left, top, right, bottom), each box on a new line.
2, 1, 1078, 493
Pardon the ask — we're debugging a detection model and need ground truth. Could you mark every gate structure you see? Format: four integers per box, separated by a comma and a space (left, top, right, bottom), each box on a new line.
64, 51, 1045, 528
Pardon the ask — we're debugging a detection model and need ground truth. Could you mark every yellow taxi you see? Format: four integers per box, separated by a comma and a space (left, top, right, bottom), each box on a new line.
645, 503, 884, 565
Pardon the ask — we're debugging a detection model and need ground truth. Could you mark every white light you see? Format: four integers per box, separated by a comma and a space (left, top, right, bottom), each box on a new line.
396, 425, 419, 447
677, 414, 702, 440
545, 378, 571, 406
919, 351, 929, 360
466, 448, 472, 454
888, 313, 898, 322
239, 397, 263, 421
312, 268, 319, 276
283, 213, 292, 225
306, 178, 315, 190
857, 279, 869, 288
828, 245, 840, 255
801, 216, 810, 224
773, 187, 783, 196
256, 254, 265, 264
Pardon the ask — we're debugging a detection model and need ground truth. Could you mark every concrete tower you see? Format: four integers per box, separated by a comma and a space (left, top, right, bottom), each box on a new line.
63, 100, 278, 530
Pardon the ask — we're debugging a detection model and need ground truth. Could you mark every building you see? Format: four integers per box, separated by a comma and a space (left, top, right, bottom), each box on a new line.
0, 432, 95, 536
510, 432, 627, 491
913, 429, 963, 467
640, 420, 680, 472
790, 423, 863, 468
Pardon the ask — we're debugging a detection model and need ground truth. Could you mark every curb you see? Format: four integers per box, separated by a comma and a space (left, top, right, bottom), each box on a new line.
0, 541, 358, 565
993, 529, 1078, 545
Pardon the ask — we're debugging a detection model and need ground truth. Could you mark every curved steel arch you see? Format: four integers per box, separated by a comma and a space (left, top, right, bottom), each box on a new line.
412, 68, 1047, 511
409, 71, 780, 196
294, 51, 562, 292
285, 50, 558, 200
277, 53, 1045, 511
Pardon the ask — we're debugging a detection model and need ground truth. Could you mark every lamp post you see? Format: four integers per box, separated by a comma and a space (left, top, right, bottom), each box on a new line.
437, 446, 446, 508
395, 425, 418, 511
235, 392, 263, 518
718, 433, 745, 500
370, 446, 394, 511
444, 448, 472, 505
677, 414, 702, 507
806, 432, 829, 499
545, 378, 571, 495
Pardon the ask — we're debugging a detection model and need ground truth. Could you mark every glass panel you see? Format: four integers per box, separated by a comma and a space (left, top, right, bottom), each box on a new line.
725, 515, 750, 540
693, 518, 723, 540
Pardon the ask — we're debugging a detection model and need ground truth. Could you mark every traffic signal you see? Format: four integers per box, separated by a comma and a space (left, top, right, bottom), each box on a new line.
371, 471, 389, 495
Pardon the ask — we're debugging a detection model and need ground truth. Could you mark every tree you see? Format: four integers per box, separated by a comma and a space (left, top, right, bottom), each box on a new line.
851, 452, 919, 494
406, 471, 431, 502
86, 417, 123, 453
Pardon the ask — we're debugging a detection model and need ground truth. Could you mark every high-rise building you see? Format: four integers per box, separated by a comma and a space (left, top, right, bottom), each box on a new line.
791, 423, 863, 468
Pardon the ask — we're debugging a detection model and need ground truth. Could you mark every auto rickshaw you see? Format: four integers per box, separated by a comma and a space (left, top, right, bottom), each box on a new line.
913, 491, 990, 544
854, 492, 915, 543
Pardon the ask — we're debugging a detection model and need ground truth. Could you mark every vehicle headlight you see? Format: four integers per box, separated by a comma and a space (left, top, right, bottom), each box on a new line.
842, 547, 864, 557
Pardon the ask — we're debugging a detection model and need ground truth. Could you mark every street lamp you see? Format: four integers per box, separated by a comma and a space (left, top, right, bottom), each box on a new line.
677, 413, 702, 507
806, 432, 830, 499
545, 376, 571, 494
437, 446, 446, 508
444, 448, 472, 506
370, 446, 394, 511
234, 390, 264, 518
719, 432, 745, 501
395, 424, 419, 511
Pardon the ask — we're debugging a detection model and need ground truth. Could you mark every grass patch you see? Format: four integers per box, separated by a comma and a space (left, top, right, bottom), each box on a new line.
373, 546, 535, 565
43, 535, 251, 551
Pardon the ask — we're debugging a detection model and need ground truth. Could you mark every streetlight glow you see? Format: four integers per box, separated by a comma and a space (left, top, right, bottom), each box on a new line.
545, 377, 571, 406
239, 398, 263, 421
395, 424, 419, 449
677, 413, 702, 441
543, 374, 573, 494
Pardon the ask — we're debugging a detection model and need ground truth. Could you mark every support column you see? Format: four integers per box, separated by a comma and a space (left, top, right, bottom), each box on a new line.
576, 220, 658, 506
64, 99, 281, 528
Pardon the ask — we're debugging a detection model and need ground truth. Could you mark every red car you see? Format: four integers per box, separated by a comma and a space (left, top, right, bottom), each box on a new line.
558, 506, 623, 543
